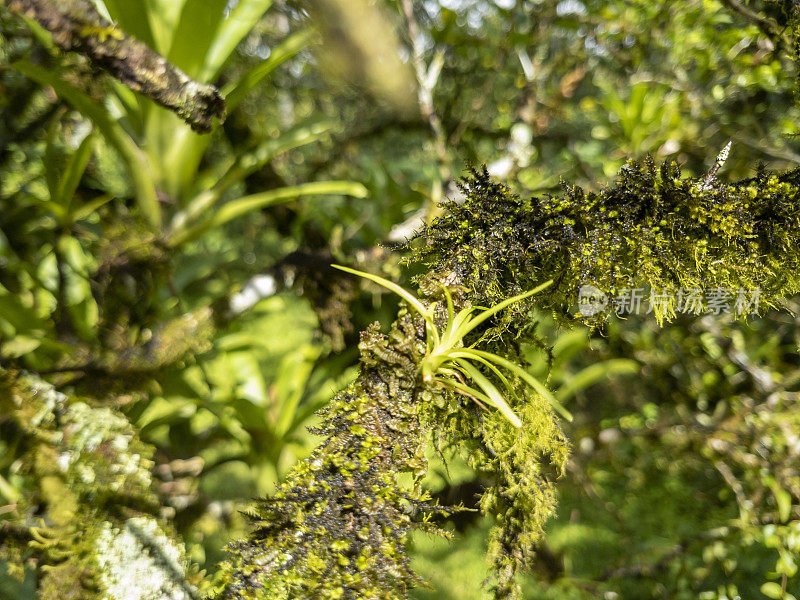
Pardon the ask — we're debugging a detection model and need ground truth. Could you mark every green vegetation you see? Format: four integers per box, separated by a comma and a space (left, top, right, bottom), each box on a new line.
2, 1, 800, 600
414, 161, 800, 325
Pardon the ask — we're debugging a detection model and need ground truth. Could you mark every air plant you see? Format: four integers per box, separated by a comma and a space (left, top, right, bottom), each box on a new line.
332, 265, 572, 427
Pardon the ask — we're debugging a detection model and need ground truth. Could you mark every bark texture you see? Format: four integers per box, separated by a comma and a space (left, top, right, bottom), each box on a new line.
4, 0, 225, 132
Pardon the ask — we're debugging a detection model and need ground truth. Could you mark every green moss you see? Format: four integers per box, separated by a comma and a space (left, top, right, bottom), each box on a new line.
212, 310, 450, 600
214, 271, 568, 600
412, 161, 800, 326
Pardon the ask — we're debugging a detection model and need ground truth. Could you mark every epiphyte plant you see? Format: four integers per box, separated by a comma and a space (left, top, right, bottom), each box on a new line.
332, 265, 572, 426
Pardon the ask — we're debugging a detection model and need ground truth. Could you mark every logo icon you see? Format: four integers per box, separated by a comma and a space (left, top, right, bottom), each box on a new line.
578, 284, 608, 317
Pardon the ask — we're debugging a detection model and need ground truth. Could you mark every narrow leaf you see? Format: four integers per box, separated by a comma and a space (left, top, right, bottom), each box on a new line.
43, 121, 60, 204
454, 359, 522, 427
12, 61, 160, 227
101, 0, 157, 49
71, 194, 114, 222
200, 0, 275, 82
168, 181, 367, 246
458, 280, 553, 339
210, 118, 336, 196
331, 264, 434, 331
167, 0, 228, 78
144, 0, 188, 54
555, 359, 639, 403
450, 351, 515, 397
59, 133, 95, 215
223, 30, 313, 112
434, 377, 495, 411
469, 349, 573, 421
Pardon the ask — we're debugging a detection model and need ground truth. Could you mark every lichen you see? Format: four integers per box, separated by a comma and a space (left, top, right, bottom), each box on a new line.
96, 516, 197, 600
0, 371, 198, 599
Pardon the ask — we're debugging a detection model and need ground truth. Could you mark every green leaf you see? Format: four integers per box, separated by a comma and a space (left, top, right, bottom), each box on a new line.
274, 345, 320, 438
144, 0, 188, 54
0, 291, 49, 334
456, 280, 553, 340
209, 118, 337, 196
200, 0, 275, 82
58, 133, 95, 216
168, 181, 368, 246
223, 29, 313, 112
435, 376, 497, 411
467, 349, 573, 421
332, 264, 435, 333
158, 30, 311, 201
11, 61, 161, 227
57, 236, 99, 340
453, 359, 522, 427
555, 359, 639, 403
108, 79, 146, 133
2, 335, 42, 358
101, 0, 157, 49
70, 194, 115, 222
551, 328, 592, 368
770, 482, 793, 523
167, 0, 228, 78
15, 12, 59, 54
439, 306, 476, 348
43, 120, 60, 205
450, 351, 515, 398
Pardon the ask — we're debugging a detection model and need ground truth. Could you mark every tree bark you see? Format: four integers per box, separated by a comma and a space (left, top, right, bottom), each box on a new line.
4, 0, 225, 133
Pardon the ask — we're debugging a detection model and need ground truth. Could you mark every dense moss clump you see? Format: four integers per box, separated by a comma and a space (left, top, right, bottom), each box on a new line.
211, 310, 444, 600
0, 371, 199, 600
213, 280, 568, 600
413, 161, 800, 325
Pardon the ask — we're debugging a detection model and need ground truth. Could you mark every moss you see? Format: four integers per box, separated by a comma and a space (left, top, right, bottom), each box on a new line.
214, 275, 568, 599
212, 310, 451, 600
412, 161, 800, 327
420, 365, 569, 599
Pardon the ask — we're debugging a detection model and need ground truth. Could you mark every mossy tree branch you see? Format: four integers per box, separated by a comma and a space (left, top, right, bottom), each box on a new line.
213, 308, 449, 599
3, 0, 225, 132
413, 160, 800, 327
215, 155, 800, 599
213, 277, 567, 600
0, 370, 200, 598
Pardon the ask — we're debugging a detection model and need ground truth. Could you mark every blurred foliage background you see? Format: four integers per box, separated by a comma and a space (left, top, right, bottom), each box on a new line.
2, 0, 800, 598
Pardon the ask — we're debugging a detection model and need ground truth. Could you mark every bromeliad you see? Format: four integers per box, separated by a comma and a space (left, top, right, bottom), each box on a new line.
333, 265, 572, 427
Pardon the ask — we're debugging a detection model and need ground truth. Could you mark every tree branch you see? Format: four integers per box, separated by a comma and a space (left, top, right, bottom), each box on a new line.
4, 0, 225, 133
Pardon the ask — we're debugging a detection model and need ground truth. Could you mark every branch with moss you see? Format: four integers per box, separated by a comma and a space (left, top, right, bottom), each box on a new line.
212, 153, 800, 599
3, 0, 225, 132
413, 159, 800, 327
211, 272, 567, 600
